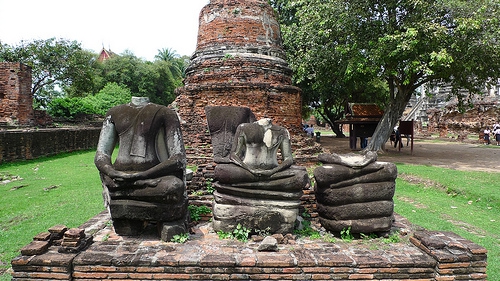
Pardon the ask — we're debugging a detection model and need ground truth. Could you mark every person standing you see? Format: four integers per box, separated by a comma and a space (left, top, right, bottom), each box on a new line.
483, 127, 491, 145
494, 126, 500, 146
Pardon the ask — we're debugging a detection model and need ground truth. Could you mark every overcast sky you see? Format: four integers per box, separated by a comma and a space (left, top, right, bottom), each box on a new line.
0, 0, 209, 60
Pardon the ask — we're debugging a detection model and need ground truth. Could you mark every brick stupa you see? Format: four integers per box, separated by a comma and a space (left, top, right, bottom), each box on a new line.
173, 0, 304, 164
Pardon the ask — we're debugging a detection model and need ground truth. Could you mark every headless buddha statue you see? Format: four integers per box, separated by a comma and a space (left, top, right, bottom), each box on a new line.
212, 118, 309, 234
94, 97, 188, 240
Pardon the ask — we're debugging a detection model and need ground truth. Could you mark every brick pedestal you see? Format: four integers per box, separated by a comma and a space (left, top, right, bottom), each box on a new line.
11, 212, 487, 281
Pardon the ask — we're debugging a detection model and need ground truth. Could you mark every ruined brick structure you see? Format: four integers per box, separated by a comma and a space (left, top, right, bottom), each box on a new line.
173, 0, 306, 164
11, 212, 488, 280
425, 96, 500, 140
0, 62, 34, 125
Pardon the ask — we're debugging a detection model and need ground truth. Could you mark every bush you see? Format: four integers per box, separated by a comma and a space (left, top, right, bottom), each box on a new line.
82, 82, 132, 115
47, 97, 93, 118
47, 82, 132, 118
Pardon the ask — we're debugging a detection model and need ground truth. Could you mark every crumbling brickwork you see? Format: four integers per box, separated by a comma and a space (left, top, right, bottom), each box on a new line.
11, 212, 488, 281
173, 0, 305, 164
0, 62, 34, 125
425, 97, 500, 140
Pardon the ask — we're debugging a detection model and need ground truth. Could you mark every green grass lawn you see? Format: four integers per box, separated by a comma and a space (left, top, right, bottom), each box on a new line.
0, 151, 498, 280
394, 164, 499, 279
0, 150, 105, 280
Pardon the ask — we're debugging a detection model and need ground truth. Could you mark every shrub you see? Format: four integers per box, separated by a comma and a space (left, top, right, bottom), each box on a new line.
47, 82, 132, 118
47, 97, 93, 118
82, 82, 132, 115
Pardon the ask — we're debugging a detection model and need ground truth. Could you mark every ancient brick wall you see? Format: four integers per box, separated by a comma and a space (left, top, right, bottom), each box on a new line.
0, 62, 34, 125
0, 128, 101, 163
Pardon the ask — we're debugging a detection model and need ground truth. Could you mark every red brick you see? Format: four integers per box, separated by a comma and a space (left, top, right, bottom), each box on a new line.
348, 273, 374, 279
435, 276, 455, 281
152, 273, 191, 279
282, 267, 302, 274
357, 268, 378, 274
105, 272, 129, 279
0, 62, 34, 125
302, 267, 331, 273
248, 274, 270, 279
72, 272, 109, 279
30, 271, 71, 279
312, 274, 333, 280
470, 273, 488, 279
73, 265, 117, 272
20, 241, 49, 256
438, 262, 471, 269
136, 266, 164, 273
127, 273, 153, 279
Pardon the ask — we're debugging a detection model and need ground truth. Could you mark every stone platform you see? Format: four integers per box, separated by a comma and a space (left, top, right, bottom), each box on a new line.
11, 212, 487, 280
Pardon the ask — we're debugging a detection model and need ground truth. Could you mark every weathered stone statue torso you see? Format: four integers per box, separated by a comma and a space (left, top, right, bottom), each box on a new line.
94, 97, 188, 241
207, 108, 309, 234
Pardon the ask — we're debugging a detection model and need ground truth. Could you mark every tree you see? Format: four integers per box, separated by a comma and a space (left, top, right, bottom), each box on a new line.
154, 48, 188, 79
273, 0, 388, 137
97, 50, 144, 94
0, 38, 97, 108
97, 51, 182, 105
275, 0, 500, 151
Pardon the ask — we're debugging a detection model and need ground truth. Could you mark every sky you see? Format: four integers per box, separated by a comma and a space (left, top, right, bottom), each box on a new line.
0, 0, 210, 60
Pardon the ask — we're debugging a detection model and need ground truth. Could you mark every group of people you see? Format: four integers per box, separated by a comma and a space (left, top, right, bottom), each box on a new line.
483, 122, 500, 145
303, 124, 315, 137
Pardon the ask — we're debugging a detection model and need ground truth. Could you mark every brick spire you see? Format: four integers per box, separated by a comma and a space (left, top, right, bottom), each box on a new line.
172, 0, 304, 164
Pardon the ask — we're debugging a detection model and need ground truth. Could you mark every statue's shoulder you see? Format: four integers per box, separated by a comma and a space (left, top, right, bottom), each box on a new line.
152, 104, 180, 120
237, 122, 261, 133
271, 124, 287, 131
105, 103, 129, 117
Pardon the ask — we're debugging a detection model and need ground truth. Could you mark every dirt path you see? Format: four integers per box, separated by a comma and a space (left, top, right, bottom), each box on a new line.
319, 136, 500, 173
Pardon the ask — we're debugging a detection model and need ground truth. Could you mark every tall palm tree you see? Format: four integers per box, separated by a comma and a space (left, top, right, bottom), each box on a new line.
155, 48, 185, 79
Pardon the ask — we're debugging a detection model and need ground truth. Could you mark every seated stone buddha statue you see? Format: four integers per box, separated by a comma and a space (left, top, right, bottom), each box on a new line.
94, 96, 188, 241
206, 107, 309, 234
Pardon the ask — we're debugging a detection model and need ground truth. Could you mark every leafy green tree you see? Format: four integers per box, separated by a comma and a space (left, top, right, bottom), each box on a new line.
0, 38, 97, 108
47, 97, 91, 118
275, 0, 500, 150
82, 82, 132, 115
146, 60, 181, 104
155, 47, 178, 62
155, 48, 189, 78
97, 50, 184, 105
274, 0, 388, 137
97, 50, 143, 94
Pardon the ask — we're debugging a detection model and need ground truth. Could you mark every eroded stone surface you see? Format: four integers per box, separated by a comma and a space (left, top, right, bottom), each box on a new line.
314, 153, 398, 233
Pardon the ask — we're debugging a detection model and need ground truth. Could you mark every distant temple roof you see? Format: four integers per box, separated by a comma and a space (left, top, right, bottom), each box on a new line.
98, 47, 116, 62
